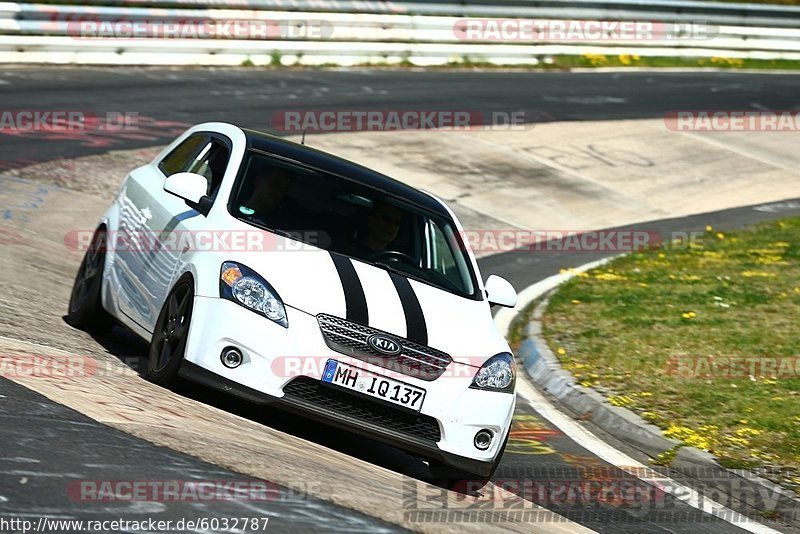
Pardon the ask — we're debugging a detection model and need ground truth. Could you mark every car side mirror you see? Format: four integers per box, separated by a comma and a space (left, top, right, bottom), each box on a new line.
485, 275, 517, 308
164, 172, 212, 216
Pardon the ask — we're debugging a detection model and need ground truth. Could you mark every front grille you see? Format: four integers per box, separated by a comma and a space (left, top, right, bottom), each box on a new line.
317, 314, 452, 381
282, 377, 442, 443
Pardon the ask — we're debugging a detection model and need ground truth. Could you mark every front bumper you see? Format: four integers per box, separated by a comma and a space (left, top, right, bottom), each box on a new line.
183, 296, 516, 475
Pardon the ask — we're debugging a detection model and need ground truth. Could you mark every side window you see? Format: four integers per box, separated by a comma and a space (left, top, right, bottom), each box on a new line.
158, 134, 230, 199
425, 220, 475, 295
426, 221, 459, 285
185, 140, 230, 198
158, 134, 206, 177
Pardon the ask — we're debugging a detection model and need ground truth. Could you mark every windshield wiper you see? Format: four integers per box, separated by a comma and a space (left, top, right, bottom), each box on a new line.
372, 259, 420, 279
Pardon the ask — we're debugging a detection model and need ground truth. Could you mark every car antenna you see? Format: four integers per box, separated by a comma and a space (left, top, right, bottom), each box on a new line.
301, 130, 306, 145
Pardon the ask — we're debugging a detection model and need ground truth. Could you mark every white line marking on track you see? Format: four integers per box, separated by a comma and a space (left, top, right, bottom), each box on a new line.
496, 265, 785, 534
514, 380, 781, 533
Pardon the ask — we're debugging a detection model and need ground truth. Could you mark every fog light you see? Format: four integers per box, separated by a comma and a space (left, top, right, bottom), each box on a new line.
474, 429, 493, 450
221, 347, 243, 369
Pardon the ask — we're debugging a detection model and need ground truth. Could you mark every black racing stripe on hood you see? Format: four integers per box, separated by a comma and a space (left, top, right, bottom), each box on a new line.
329, 252, 369, 325
389, 272, 428, 346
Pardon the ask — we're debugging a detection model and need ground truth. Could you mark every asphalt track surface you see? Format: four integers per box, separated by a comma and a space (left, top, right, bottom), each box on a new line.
1, 67, 800, 533
1, 67, 800, 170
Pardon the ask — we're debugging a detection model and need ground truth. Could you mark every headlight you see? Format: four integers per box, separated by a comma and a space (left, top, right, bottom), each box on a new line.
470, 352, 516, 393
219, 261, 288, 328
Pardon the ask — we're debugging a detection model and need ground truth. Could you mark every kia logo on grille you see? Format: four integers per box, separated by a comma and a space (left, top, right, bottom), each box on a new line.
367, 334, 402, 356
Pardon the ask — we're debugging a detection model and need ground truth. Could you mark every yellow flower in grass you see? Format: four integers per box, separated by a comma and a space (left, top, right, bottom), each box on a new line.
608, 395, 635, 407
582, 53, 608, 66
724, 436, 750, 447
716, 232, 725, 240
741, 271, 775, 278
641, 411, 660, 422
681, 311, 697, 319
706, 225, 713, 232
665, 425, 714, 450
557, 347, 567, 355
595, 272, 623, 281
735, 427, 764, 438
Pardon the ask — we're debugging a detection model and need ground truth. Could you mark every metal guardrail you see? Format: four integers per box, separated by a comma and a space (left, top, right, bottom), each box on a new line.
1, 0, 799, 65
6, 0, 799, 25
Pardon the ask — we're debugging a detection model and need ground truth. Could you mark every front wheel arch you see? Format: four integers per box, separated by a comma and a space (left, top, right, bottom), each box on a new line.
144, 272, 196, 387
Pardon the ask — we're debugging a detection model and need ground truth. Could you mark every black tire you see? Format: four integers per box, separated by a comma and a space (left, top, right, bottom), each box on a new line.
66, 227, 114, 333
429, 431, 509, 491
144, 276, 194, 387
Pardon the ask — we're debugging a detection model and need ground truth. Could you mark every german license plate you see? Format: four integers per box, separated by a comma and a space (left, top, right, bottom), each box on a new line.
321, 360, 426, 411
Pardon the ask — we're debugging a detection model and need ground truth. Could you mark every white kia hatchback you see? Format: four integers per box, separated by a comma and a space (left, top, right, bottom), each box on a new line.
67, 122, 518, 485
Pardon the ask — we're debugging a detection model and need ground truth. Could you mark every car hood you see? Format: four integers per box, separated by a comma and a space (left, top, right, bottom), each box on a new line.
229, 247, 504, 366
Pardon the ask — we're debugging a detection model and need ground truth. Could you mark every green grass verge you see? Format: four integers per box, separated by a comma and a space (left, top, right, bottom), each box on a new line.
353, 55, 800, 71
547, 54, 800, 70
542, 218, 800, 493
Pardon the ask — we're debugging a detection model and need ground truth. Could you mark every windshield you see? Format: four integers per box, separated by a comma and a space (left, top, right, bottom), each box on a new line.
228, 151, 478, 298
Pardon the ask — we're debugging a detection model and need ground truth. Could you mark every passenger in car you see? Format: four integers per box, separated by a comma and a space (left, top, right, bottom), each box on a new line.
239, 166, 338, 250
238, 167, 301, 228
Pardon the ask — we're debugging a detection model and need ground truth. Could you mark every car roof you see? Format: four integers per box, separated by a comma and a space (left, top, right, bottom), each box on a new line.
241, 128, 450, 218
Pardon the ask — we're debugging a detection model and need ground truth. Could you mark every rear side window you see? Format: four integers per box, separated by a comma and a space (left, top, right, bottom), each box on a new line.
158, 134, 231, 199
158, 134, 206, 177
185, 140, 230, 198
